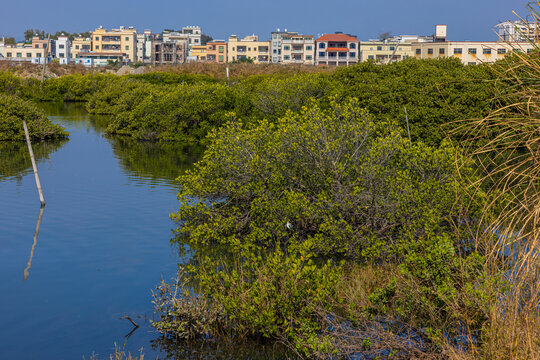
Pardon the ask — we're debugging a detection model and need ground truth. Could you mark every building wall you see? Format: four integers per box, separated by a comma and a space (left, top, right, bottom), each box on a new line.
206, 41, 227, 63
270, 30, 298, 63
136, 30, 154, 63
358, 41, 413, 63
412, 41, 535, 64
92, 27, 137, 63
190, 45, 207, 60
152, 40, 188, 65
227, 35, 270, 63
56, 36, 71, 60
1, 44, 44, 61
281, 34, 315, 65
72, 37, 91, 58
315, 34, 359, 66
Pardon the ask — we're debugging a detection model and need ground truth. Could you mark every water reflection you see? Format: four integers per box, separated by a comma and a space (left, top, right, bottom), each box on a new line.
151, 336, 290, 360
23, 206, 45, 281
108, 137, 203, 186
0, 140, 68, 182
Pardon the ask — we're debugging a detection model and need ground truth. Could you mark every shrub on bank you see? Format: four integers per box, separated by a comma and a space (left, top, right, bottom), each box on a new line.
0, 93, 68, 141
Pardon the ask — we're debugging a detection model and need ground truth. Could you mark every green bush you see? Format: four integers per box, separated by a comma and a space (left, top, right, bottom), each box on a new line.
0, 93, 68, 141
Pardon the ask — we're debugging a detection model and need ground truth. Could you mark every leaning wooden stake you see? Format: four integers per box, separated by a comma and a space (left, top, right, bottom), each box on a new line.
24, 206, 44, 281
23, 121, 45, 207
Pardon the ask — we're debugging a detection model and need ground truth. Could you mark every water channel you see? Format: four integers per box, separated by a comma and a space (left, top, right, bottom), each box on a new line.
0, 103, 210, 359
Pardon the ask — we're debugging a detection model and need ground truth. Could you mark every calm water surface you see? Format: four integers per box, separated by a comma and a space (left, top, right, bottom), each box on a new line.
0, 103, 202, 359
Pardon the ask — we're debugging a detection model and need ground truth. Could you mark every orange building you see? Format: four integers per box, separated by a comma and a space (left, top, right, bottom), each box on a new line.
206, 41, 227, 63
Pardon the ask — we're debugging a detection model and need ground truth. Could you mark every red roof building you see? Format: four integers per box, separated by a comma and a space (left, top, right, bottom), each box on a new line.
315, 33, 359, 66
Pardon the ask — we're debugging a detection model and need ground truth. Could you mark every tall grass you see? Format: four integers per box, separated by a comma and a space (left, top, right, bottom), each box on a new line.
455, 3, 540, 358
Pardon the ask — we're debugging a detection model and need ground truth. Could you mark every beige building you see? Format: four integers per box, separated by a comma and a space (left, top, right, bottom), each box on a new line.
206, 41, 227, 64
413, 25, 534, 65
227, 35, 270, 63
413, 41, 534, 65
72, 37, 91, 58
281, 34, 315, 65
92, 26, 137, 63
359, 41, 414, 63
1, 44, 43, 61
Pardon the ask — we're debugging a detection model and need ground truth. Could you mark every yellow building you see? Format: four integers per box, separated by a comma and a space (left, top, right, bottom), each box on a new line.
72, 37, 91, 58
227, 35, 269, 63
190, 45, 207, 60
92, 26, 137, 63
359, 41, 414, 63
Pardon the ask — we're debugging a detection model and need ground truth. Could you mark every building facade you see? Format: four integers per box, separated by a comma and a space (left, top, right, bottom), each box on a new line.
206, 41, 227, 63
152, 40, 188, 65
182, 26, 202, 54
358, 41, 413, 63
227, 35, 270, 63
136, 30, 155, 64
315, 33, 359, 66
56, 35, 71, 63
72, 37, 91, 59
280, 34, 315, 65
190, 45, 207, 61
270, 29, 298, 63
92, 26, 137, 63
495, 21, 539, 42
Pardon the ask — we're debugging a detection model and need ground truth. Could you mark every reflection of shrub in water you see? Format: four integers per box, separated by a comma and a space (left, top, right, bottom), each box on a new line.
0, 140, 68, 181
108, 137, 203, 183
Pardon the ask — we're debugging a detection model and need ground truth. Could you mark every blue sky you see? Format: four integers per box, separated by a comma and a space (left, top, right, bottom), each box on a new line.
0, 0, 532, 41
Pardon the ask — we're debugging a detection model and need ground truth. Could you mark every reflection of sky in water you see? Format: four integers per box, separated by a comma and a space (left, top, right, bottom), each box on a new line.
0, 103, 200, 359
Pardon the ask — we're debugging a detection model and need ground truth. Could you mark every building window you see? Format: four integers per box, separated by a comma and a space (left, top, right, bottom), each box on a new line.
497, 48, 507, 54
125, 46, 129, 50
390, 46, 395, 51
468, 48, 477, 54
6, 52, 11, 57
416, 48, 421, 55
454, 48, 462, 54
16, 52, 22, 57
284, 45, 290, 50
219, 55, 224, 61
59, 44, 64, 49
219, 46, 224, 52
95, 45, 99, 49
319, 52, 325, 57
35, 44, 39, 48
377, 46, 382, 51
350, 52, 356, 57
483, 48, 492, 54
319, 43, 325, 49
306, 45, 312, 50
284, 55, 290, 60
26, 53, 32, 57
439, 48, 445, 55
350, 43, 356, 49
95, 37, 99, 41
428, 48, 433, 54
273, 49, 277, 54
306, 55, 312, 60
125, 37, 129, 41
368, 55, 374, 60
76, 45, 80, 49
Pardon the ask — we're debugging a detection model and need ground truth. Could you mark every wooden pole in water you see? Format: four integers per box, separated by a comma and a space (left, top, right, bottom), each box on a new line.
23, 121, 45, 207
24, 206, 44, 281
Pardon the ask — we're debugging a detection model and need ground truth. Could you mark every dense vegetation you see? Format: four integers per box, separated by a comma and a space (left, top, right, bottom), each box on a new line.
1, 54, 536, 358
0, 93, 68, 141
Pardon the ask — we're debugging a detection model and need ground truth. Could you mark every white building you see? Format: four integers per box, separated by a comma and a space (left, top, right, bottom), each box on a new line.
182, 26, 202, 55
136, 30, 154, 64
495, 21, 539, 42
270, 29, 298, 63
56, 35, 71, 64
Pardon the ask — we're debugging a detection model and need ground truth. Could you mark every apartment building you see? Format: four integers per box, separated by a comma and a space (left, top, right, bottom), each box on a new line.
495, 21, 539, 42
413, 25, 535, 65
56, 35, 71, 64
190, 45, 207, 61
182, 26, 202, 53
206, 41, 227, 63
152, 39, 188, 65
136, 30, 155, 64
227, 35, 270, 63
72, 37, 91, 58
92, 26, 137, 63
358, 40, 413, 63
270, 29, 298, 63
1, 44, 43, 62
315, 33, 359, 66
281, 34, 315, 65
